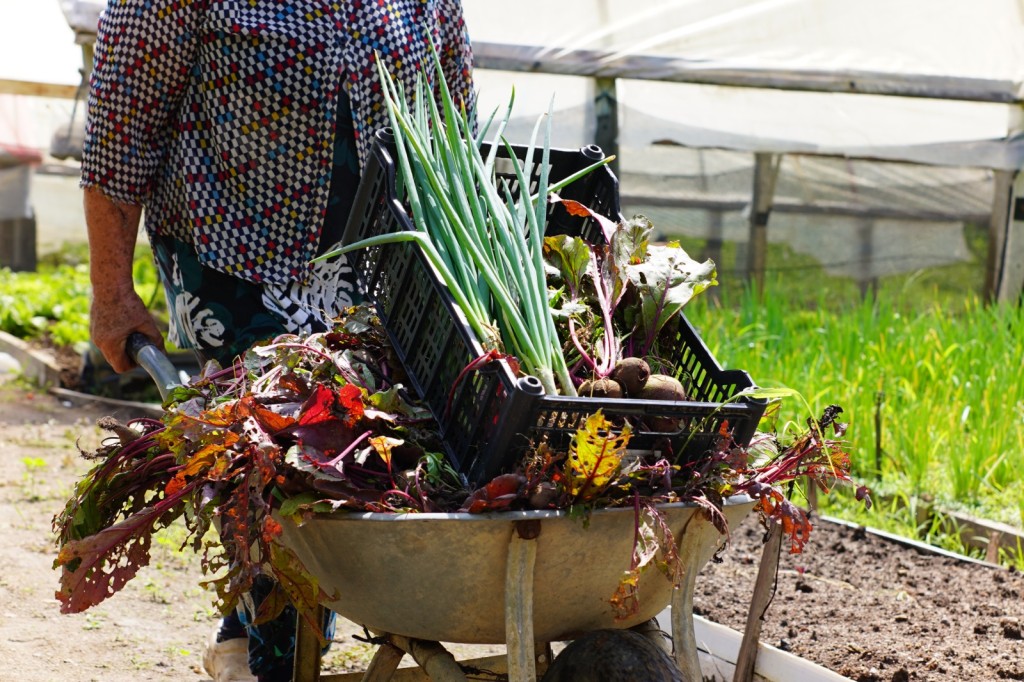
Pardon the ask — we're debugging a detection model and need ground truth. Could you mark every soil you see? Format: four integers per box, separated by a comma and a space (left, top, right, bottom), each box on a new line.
694, 516, 1024, 681
2, 380, 1022, 681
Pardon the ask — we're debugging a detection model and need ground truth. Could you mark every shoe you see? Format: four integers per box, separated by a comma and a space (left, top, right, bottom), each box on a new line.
202, 629, 257, 682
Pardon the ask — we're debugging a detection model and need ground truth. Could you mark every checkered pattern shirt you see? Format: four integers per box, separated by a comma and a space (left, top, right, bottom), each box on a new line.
81, 0, 474, 285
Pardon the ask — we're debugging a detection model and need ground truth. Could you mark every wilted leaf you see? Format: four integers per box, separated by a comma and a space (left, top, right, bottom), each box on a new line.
460, 473, 526, 513
549, 193, 618, 243
565, 411, 631, 502
757, 491, 813, 553
54, 480, 200, 614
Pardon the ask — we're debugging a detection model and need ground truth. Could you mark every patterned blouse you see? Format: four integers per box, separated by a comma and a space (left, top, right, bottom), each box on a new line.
81, 0, 475, 285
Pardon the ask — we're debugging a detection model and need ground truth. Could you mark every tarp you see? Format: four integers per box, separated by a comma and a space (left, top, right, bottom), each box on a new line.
32, 0, 1020, 283
58, 0, 104, 40
23, 0, 1024, 172
463, 0, 1024, 170
43, 1, 1024, 168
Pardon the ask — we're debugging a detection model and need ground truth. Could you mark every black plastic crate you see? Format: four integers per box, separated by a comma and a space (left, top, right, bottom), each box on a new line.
340, 129, 767, 485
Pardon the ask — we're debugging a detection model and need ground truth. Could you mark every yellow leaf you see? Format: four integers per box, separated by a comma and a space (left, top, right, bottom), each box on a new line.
369, 436, 404, 469
565, 410, 631, 502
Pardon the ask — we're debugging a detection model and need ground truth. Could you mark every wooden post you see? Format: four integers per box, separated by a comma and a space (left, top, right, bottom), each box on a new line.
593, 77, 620, 177
704, 211, 724, 304
81, 42, 94, 79
744, 153, 781, 296
733, 523, 783, 682
472, 42, 1023, 103
856, 217, 878, 299
0, 215, 37, 272
989, 171, 1024, 303
984, 171, 1014, 302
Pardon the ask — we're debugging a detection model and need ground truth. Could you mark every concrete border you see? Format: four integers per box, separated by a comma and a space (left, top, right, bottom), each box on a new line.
0, 330, 63, 387
0, 331, 164, 417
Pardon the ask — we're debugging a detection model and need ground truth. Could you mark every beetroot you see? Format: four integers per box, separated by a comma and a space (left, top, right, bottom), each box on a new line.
637, 374, 687, 402
610, 357, 651, 397
637, 374, 688, 432
577, 377, 625, 399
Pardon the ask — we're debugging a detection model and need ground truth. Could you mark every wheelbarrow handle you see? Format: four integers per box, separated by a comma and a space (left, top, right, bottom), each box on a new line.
126, 332, 180, 401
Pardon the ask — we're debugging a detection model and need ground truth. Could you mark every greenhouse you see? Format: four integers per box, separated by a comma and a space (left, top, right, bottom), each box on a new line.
0, 2, 1021, 681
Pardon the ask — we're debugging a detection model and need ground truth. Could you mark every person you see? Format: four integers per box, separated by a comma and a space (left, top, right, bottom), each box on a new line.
80, 1, 475, 681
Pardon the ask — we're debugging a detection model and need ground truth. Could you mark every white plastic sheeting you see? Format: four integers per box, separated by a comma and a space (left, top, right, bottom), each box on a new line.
461, 0, 1024, 287
39, 0, 1024, 286
57, 0, 105, 43
466, 0, 1024, 84
464, 0, 1024, 170
51, 0, 1024, 168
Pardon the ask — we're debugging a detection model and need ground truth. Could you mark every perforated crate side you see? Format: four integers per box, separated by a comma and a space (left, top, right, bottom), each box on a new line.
383, 252, 445, 377
338, 131, 765, 482
445, 365, 517, 475
350, 215, 526, 472
462, 319, 767, 481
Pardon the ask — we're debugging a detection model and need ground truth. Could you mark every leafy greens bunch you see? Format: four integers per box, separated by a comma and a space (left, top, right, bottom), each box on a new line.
53, 306, 454, 637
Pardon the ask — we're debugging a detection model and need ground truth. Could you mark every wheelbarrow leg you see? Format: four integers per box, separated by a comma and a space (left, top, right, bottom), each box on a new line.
294, 605, 327, 682
506, 520, 540, 682
359, 641, 404, 681
390, 635, 467, 681
670, 520, 719, 681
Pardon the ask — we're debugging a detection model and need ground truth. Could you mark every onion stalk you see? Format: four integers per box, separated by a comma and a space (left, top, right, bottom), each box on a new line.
316, 50, 612, 395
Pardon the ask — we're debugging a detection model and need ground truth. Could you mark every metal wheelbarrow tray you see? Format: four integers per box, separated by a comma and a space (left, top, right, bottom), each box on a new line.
279, 496, 756, 682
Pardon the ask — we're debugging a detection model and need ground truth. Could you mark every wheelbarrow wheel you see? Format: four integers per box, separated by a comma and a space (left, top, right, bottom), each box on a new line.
541, 628, 685, 682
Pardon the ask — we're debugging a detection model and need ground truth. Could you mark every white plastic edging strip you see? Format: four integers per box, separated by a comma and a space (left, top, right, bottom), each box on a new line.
656, 608, 853, 682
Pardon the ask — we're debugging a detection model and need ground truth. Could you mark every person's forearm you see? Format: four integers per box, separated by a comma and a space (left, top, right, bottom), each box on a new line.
84, 186, 163, 372
84, 186, 142, 301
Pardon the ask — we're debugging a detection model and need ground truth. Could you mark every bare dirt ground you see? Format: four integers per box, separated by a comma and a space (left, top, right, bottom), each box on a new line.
3, 380, 1023, 682
694, 515, 1024, 681
0, 384, 218, 682
0, 383, 501, 682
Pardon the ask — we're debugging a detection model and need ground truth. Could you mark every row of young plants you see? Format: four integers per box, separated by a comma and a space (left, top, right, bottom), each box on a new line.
681, 271, 1024, 548
0, 261, 92, 349
0, 243, 164, 352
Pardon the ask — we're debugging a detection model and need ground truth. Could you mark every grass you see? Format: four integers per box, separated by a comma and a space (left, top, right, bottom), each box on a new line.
675, 234, 1024, 536
817, 487, 1024, 571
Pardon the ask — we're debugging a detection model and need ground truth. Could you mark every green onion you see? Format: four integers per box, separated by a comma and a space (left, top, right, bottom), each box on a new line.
316, 49, 612, 396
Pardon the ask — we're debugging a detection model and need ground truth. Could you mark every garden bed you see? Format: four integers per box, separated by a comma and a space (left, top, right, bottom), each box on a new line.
694, 512, 1024, 681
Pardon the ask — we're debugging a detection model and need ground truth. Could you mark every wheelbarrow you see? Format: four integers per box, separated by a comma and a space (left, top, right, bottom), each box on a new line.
127, 334, 757, 681
281, 498, 755, 682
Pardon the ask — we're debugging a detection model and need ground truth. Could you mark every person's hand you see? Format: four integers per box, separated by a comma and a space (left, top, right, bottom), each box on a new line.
89, 288, 165, 373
